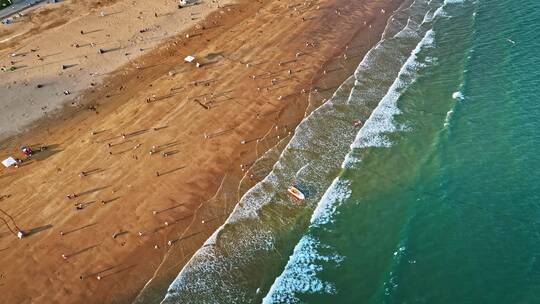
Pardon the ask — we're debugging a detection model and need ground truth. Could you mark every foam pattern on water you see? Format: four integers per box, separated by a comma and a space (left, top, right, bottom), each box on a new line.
350, 29, 435, 150
263, 25, 441, 304
267, 0, 478, 302
262, 235, 344, 304
161, 72, 358, 304
310, 178, 351, 227
159, 1, 445, 303
262, 178, 349, 303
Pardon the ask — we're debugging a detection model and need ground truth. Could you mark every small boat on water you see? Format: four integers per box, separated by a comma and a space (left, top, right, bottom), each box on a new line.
287, 186, 305, 202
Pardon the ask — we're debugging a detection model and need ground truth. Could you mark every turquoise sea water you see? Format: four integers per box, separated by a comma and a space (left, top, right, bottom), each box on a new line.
158, 0, 540, 303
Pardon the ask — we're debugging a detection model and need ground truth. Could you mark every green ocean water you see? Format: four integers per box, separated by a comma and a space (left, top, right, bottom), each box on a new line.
158, 0, 540, 303
264, 0, 540, 303
262, 0, 540, 303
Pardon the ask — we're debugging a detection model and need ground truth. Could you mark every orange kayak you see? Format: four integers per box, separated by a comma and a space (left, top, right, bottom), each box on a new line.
287, 186, 305, 201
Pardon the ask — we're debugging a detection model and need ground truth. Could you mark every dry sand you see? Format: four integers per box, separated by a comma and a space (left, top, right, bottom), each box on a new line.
0, 0, 403, 303
0, 0, 232, 140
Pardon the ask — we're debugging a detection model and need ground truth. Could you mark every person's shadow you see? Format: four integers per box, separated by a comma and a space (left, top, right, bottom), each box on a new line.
25, 224, 53, 237
28, 144, 62, 162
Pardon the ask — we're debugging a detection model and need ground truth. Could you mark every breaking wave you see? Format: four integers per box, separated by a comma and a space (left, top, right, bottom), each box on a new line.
157, 0, 450, 303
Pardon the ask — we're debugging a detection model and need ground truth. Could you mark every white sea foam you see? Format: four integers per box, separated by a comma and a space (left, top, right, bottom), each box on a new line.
159, 67, 357, 304
262, 156, 353, 302
264, 179, 352, 301
435, 0, 466, 18
433, 4, 447, 17
156, 1, 446, 303
262, 235, 344, 304
444, 109, 454, 127
445, 91, 462, 127
262, 25, 439, 294
311, 179, 351, 226
383, 0, 437, 40
422, 8, 436, 24
452, 91, 465, 100
394, 18, 422, 39
382, 245, 407, 297
257, 3, 443, 303
351, 29, 435, 150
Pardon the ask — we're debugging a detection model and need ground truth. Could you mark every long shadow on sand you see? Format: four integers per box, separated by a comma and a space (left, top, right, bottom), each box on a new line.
26, 224, 53, 237
27, 144, 62, 162
98, 264, 137, 279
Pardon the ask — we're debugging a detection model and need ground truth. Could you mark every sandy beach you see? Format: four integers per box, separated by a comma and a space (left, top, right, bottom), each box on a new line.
0, 0, 402, 303
0, 0, 231, 140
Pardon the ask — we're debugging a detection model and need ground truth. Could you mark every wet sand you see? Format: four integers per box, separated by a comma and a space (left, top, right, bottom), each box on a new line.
0, 0, 403, 303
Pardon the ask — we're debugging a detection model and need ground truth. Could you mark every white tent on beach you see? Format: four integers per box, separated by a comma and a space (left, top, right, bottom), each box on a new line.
2, 156, 18, 168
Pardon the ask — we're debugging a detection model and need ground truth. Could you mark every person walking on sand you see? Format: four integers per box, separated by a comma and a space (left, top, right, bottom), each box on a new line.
67, 193, 78, 199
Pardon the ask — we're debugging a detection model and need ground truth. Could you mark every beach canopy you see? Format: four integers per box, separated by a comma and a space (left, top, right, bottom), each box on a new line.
2, 156, 18, 168
184, 55, 195, 63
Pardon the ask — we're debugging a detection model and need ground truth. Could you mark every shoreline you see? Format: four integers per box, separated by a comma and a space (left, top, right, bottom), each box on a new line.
129, 0, 406, 302
0, 0, 404, 303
